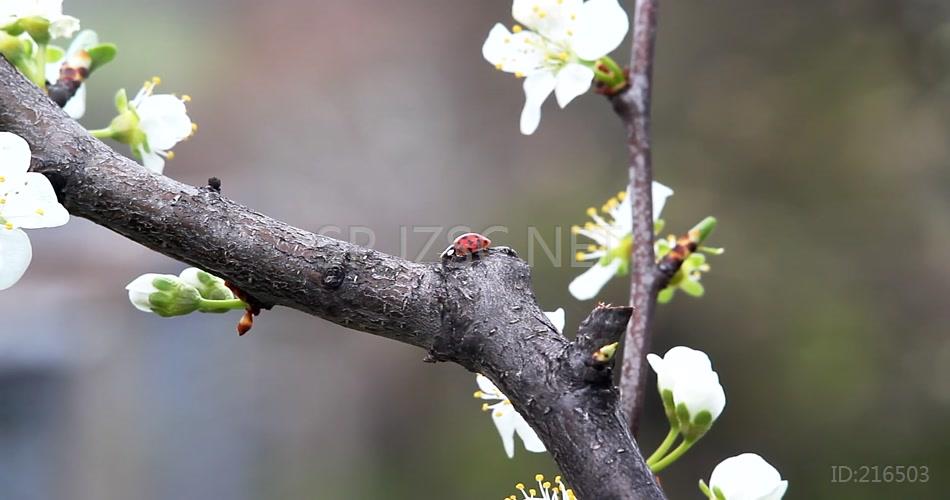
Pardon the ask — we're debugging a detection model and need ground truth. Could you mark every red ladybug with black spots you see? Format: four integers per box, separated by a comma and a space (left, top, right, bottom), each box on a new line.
441, 232, 491, 259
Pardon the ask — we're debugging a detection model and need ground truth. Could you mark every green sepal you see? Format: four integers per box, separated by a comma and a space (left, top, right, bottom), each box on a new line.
18, 16, 51, 45
713, 486, 727, 500
87, 43, 117, 73
114, 87, 128, 112
680, 279, 705, 297
45, 44, 64, 63
691, 216, 717, 244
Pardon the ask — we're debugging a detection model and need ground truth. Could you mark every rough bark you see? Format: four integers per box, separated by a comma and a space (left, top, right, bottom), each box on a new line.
0, 57, 665, 499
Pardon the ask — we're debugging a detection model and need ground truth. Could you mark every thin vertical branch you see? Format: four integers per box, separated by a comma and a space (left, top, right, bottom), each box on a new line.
610, 0, 661, 436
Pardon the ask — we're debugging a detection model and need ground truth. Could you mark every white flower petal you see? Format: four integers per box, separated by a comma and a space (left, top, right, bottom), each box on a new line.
489, 404, 519, 458
476, 373, 502, 399
652, 181, 673, 220
572, 0, 630, 61
650, 345, 713, 393
62, 83, 86, 119
513, 413, 546, 453
554, 62, 594, 108
520, 71, 557, 135
483, 23, 513, 64
544, 307, 565, 333
512, 0, 582, 40
0, 228, 32, 290
673, 369, 725, 422
1, 172, 69, 229
0, 132, 32, 178
140, 148, 166, 174
136, 94, 192, 150
709, 453, 787, 500
125, 273, 164, 313
568, 258, 622, 300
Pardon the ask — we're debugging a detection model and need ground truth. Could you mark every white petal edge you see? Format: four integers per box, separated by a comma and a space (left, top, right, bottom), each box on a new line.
568, 258, 623, 300
554, 63, 594, 108
544, 307, 566, 333
0, 229, 32, 290
520, 71, 557, 135
0, 132, 32, 178
652, 181, 674, 220
140, 148, 166, 174
572, 0, 630, 61
62, 83, 86, 119
489, 405, 518, 458
514, 414, 547, 453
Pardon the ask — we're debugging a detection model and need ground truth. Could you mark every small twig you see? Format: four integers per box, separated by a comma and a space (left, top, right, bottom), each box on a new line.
609, 0, 661, 437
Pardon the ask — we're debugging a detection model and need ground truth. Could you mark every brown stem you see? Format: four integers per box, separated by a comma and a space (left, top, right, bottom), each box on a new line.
609, 0, 663, 437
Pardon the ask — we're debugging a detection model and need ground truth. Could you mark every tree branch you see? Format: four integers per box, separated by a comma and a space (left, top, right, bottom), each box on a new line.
0, 57, 665, 499
609, 0, 664, 437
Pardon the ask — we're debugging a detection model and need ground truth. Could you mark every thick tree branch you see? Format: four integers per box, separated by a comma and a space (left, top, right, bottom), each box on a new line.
609, 0, 667, 437
0, 58, 665, 499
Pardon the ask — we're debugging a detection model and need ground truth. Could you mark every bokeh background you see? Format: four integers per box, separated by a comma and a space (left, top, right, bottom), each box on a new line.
2, 0, 950, 498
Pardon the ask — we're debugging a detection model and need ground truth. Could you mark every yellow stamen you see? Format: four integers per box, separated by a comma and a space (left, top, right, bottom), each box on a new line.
4, 222, 12, 230
617, 191, 626, 200
575, 251, 585, 261
35, 208, 45, 215
512, 24, 523, 33
151, 76, 161, 85
165, 150, 176, 160
0, 175, 5, 182
473, 390, 484, 398
535, 474, 544, 481
570, 225, 581, 235
516, 483, 525, 491
495, 63, 504, 70
181, 94, 191, 102
586, 207, 597, 217
514, 71, 525, 78
481, 403, 490, 412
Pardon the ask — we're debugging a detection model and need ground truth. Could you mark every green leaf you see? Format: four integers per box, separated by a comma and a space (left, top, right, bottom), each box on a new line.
87, 43, 117, 73
657, 287, 675, 304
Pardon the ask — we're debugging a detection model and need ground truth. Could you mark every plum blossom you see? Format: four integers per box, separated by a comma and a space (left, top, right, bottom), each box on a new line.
483, 0, 629, 134
569, 181, 673, 300
703, 453, 788, 500
0, 132, 69, 290
0, 0, 79, 39
472, 308, 563, 458
647, 346, 726, 438
506, 474, 576, 500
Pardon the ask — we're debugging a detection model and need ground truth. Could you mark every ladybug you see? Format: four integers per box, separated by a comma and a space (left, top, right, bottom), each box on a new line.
441, 232, 492, 259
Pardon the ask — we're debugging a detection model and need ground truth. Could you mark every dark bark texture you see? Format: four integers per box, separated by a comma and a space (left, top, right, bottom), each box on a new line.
0, 57, 665, 499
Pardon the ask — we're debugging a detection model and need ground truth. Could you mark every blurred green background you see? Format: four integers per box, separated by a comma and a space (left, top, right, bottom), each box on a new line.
2, 0, 950, 498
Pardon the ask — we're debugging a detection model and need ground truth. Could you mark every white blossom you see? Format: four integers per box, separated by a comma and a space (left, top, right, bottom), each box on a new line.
0, 0, 79, 39
569, 181, 673, 300
129, 77, 195, 173
483, 0, 629, 134
125, 273, 169, 313
646, 346, 726, 434
0, 132, 69, 290
707, 453, 788, 500
507, 473, 576, 500
474, 373, 546, 458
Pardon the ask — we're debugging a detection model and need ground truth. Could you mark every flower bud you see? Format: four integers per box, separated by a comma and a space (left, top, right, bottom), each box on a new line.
179, 267, 234, 301
705, 453, 787, 500
647, 346, 726, 438
125, 273, 201, 317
